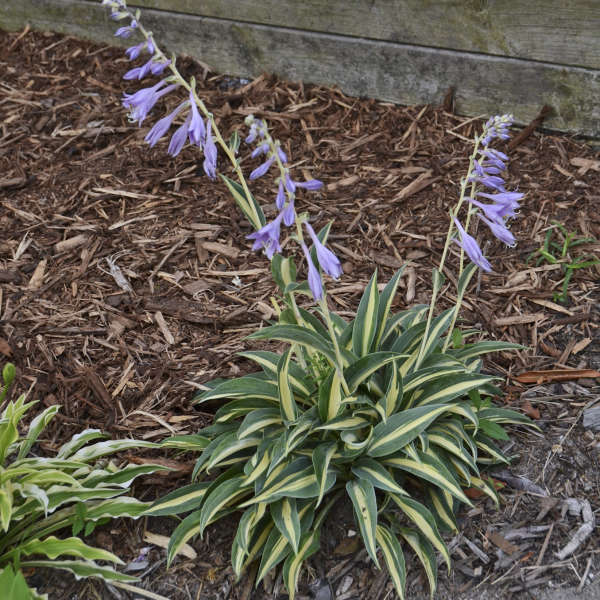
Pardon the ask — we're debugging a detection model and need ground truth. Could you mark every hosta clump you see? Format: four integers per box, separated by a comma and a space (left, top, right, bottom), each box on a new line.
0, 363, 168, 597
151, 264, 531, 599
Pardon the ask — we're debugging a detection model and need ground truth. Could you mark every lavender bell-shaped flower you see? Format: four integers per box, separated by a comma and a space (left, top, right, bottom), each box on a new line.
188, 92, 206, 146
282, 198, 295, 227
168, 113, 191, 157
203, 119, 217, 179
301, 242, 323, 301
145, 101, 186, 147
479, 214, 516, 247
250, 156, 275, 180
123, 81, 177, 125
247, 212, 284, 259
304, 222, 342, 279
453, 218, 491, 272
275, 179, 286, 210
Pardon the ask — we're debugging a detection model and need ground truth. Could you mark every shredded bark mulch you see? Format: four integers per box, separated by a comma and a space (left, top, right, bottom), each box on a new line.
1, 27, 599, 600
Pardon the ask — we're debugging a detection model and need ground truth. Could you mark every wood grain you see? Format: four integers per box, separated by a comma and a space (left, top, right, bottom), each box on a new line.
1, 0, 599, 136
129, 0, 600, 69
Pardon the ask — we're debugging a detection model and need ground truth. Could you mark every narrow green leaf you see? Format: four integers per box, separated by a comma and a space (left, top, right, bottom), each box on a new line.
318, 370, 343, 423
351, 458, 408, 495
344, 352, 407, 393
397, 526, 438, 599
20, 560, 137, 583
220, 174, 264, 230
278, 349, 298, 422
145, 482, 210, 517
346, 479, 379, 567
375, 524, 406, 600
374, 268, 405, 348
312, 443, 336, 507
271, 497, 301, 554
352, 271, 380, 357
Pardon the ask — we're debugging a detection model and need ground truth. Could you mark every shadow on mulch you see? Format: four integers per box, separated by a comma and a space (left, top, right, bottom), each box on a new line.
1, 26, 599, 600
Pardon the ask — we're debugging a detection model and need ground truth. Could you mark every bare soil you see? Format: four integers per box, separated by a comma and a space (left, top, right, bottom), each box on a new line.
1, 27, 599, 600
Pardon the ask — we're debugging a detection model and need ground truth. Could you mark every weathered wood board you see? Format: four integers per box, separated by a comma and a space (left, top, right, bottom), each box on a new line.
131, 0, 600, 69
1, 0, 599, 136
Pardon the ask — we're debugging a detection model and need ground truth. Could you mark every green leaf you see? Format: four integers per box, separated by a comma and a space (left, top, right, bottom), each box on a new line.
229, 130, 240, 154
16, 536, 122, 563
312, 443, 336, 507
427, 487, 458, 533
271, 497, 301, 554
412, 373, 496, 407
374, 268, 405, 348
368, 404, 449, 457
220, 174, 265, 230
317, 414, 370, 431
256, 525, 292, 584
346, 479, 379, 567
248, 325, 339, 367
375, 524, 406, 600
238, 350, 313, 397
167, 511, 201, 566
344, 352, 407, 393
195, 377, 279, 404
278, 349, 299, 423
56, 430, 107, 459
159, 434, 211, 451
68, 439, 155, 463
397, 527, 438, 599
204, 433, 261, 472
237, 409, 282, 440
453, 341, 524, 362
389, 494, 450, 571
18, 405, 60, 459
376, 363, 402, 419
0, 564, 41, 600
145, 482, 210, 517
352, 271, 380, 357
271, 254, 297, 293
385, 450, 471, 505
351, 458, 408, 495
478, 418, 509, 441
19, 560, 137, 583
198, 475, 249, 536
282, 527, 321, 600
318, 370, 343, 423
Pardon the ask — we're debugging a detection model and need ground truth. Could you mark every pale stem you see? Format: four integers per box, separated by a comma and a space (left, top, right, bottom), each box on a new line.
319, 298, 351, 396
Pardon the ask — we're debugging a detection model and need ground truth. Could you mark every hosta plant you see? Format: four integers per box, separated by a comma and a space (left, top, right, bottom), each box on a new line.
0, 363, 168, 597
100, 2, 534, 597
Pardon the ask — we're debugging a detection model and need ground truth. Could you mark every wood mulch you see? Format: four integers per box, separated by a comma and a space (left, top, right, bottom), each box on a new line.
1, 27, 599, 600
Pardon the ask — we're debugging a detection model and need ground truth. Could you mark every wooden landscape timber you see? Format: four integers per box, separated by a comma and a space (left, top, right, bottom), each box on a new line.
1, 0, 600, 135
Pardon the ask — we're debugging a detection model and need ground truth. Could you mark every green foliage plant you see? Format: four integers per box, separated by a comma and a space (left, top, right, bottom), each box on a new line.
101, 2, 535, 597
527, 220, 599, 303
0, 363, 168, 597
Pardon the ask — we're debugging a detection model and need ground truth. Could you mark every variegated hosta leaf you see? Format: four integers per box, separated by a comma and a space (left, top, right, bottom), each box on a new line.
159, 433, 210, 451
344, 352, 407, 393
352, 271, 379, 358
237, 409, 282, 440
317, 414, 369, 431
19, 559, 137, 583
318, 370, 343, 423
14, 536, 122, 563
389, 494, 450, 571
351, 458, 408, 496
271, 497, 301, 554
198, 476, 249, 536
368, 404, 450, 458
0, 484, 13, 532
0, 564, 44, 600
376, 362, 402, 420
256, 524, 292, 584
468, 476, 500, 506
385, 450, 472, 505
397, 526, 438, 599
282, 528, 321, 600
452, 340, 525, 362
248, 325, 339, 367
312, 443, 336, 507
414, 307, 454, 370
375, 524, 406, 600
474, 434, 510, 465
167, 510, 202, 566
145, 482, 210, 517
411, 373, 496, 407
477, 406, 534, 427
374, 268, 405, 348
426, 487, 458, 533
68, 439, 156, 463
237, 350, 313, 397
271, 254, 297, 294
346, 479, 379, 567
278, 349, 299, 423
194, 377, 279, 404
18, 405, 60, 459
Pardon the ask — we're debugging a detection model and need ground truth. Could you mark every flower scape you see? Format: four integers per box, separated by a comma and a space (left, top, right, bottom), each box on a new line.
8, 1, 600, 598
87, 2, 538, 599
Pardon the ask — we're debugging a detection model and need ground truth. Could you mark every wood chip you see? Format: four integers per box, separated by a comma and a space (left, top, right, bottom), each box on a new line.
27, 259, 47, 290
487, 530, 519, 555
154, 311, 175, 345
144, 531, 197, 560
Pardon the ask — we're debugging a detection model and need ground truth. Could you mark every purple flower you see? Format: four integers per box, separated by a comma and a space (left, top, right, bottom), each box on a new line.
468, 198, 516, 222
477, 191, 523, 205
304, 222, 342, 279
295, 179, 323, 191
301, 242, 323, 300
147, 39, 155, 54
150, 59, 171, 75
247, 212, 284, 259
479, 214, 515, 247
251, 143, 269, 158
275, 180, 286, 210
168, 113, 191, 157
282, 199, 295, 226
188, 92, 205, 146
125, 42, 145, 60
284, 172, 296, 193
123, 81, 177, 125
277, 147, 288, 163
115, 26, 135, 38
475, 175, 506, 192
144, 102, 186, 147
250, 156, 275, 180
123, 58, 152, 80
453, 218, 491, 272
203, 120, 217, 179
